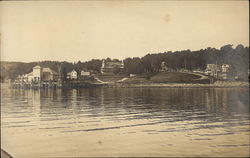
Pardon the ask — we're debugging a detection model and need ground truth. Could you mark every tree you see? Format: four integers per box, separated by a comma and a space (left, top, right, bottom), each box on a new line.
113, 65, 121, 75
1, 44, 249, 80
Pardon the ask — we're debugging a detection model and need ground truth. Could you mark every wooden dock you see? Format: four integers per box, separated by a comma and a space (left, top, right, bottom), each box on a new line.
10, 80, 103, 89
11, 80, 62, 89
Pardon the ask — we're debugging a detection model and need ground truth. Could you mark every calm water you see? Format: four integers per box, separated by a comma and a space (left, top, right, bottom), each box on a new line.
1, 87, 250, 157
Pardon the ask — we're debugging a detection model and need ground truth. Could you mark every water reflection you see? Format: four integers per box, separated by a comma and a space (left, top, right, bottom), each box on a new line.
2, 88, 249, 128
1, 87, 249, 157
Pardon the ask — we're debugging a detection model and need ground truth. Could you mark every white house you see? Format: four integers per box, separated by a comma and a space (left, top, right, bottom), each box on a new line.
67, 70, 77, 79
129, 74, 136, 77
220, 64, 230, 79
221, 64, 230, 73
80, 70, 90, 76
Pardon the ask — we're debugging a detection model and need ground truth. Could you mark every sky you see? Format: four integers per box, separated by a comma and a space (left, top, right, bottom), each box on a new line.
0, 0, 249, 62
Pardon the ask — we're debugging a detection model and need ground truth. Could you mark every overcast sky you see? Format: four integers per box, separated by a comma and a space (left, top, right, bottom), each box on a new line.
1, 0, 249, 62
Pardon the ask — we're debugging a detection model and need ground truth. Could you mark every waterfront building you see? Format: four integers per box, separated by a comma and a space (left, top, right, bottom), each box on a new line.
220, 64, 230, 80
205, 64, 232, 80
80, 70, 92, 80
221, 64, 230, 73
17, 65, 59, 82
205, 64, 220, 78
80, 70, 90, 76
67, 69, 78, 79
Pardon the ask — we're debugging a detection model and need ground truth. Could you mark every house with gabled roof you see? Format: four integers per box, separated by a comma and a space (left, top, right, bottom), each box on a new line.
67, 69, 78, 79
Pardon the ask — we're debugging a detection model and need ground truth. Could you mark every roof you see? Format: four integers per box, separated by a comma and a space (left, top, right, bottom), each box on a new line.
104, 61, 123, 68
27, 72, 33, 76
33, 65, 41, 69
42, 68, 58, 75
67, 70, 77, 75
81, 71, 90, 75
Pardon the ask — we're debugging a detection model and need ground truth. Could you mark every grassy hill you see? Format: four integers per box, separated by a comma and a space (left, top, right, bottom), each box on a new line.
150, 72, 207, 83
96, 74, 126, 82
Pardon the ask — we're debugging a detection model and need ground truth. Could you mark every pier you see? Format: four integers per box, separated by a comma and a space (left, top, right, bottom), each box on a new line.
11, 80, 62, 89
10, 80, 104, 89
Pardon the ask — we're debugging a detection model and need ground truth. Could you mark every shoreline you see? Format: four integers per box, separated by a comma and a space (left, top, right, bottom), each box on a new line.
102, 81, 249, 88
2, 81, 249, 89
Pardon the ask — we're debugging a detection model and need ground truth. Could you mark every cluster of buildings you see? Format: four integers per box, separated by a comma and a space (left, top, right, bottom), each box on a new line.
16, 65, 59, 83
13, 59, 126, 88
159, 61, 231, 80
15, 65, 93, 83
66, 59, 125, 79
66, 69, 91, 80
14, 59, 234, 87
14, 65, 60, 88
15, 59, 126, 84
205, 64, 230, 79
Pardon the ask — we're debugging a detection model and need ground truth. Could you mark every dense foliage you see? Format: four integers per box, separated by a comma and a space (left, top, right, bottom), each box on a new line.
124, 44, 249, 75
1, 44, 249, 81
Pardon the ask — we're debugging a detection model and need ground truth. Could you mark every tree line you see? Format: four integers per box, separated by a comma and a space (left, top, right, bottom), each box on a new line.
1, 44, 249, 81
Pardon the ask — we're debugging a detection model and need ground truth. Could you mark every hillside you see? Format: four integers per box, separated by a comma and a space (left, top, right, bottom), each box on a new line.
150, 72, 209, 83
96, 75, 126, 82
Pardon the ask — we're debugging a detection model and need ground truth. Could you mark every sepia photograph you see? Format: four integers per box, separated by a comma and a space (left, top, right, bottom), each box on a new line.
0, 0, 249, 157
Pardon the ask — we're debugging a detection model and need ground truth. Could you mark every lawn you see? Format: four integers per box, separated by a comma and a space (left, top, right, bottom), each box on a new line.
150, 72, 202, 83
97, 75, 126, 82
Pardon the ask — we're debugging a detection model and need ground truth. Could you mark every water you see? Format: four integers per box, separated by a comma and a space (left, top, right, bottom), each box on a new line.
1, 87, 249, 157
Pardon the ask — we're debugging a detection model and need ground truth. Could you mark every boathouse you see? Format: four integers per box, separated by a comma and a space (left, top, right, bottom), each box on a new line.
17, 65, 59, 82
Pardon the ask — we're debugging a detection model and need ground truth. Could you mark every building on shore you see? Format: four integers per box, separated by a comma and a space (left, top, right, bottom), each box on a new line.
13, 65, 60, 88
220, 64, 230, 79
205, 64, 220, 78
80, 70, 92, 80
16, 65, 59, 82
100, 60, 124, 75
80, 70, 90, 76
221, 64, 230, 73
67, 69, 78, 79
205, 64, 231, 80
